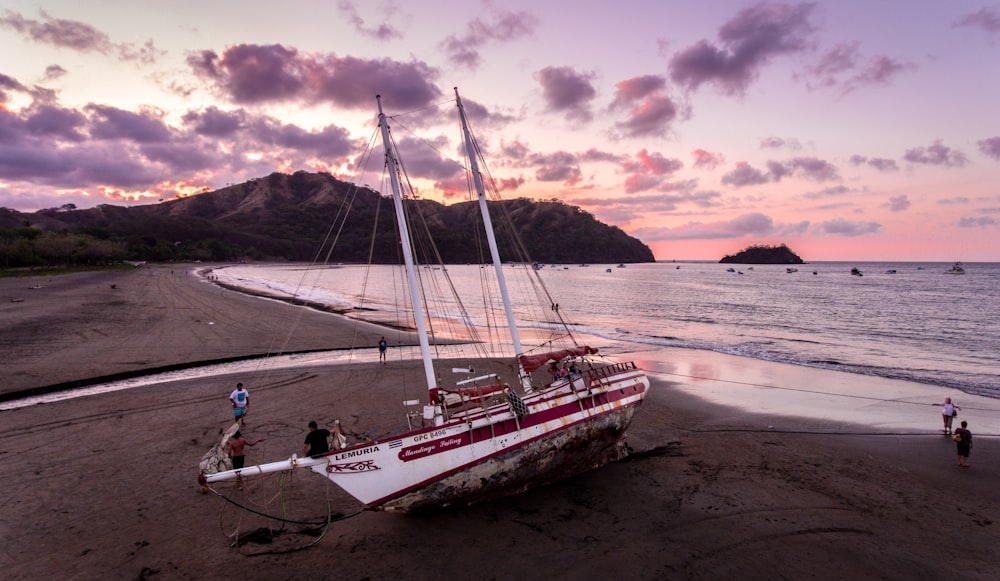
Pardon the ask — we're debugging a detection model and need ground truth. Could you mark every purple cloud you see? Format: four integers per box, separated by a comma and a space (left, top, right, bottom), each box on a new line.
806, 42, 913, 95
669, 2, 817, 95
183, 107, 245, 137
886, 194, 910, 212
530, 150, 582, 185
692, 148, 725, 170
249, 118, 357, 160
957, 216, 997, 227
954, 7, 1000, 34
337, 0, 402, 41
0, 10, 161, 64
0, 73, 371, 210
818, 218, 881, 236
802, 185, 851, 200
24, 104, 87, 141
849, 154, 899, 172
977, 137, 1000, 160
643, 212, 777, 240
536, 66, 597, 122
760, 136, 802, 150
903, 140, 969, 167
188, 44, 442, 110
440, 8, 538, 69
784, 157, 840, 181
609, 76, 678, 138
85, 105, 172, 143
722, 161, 769, 187
580, 188, 720, 214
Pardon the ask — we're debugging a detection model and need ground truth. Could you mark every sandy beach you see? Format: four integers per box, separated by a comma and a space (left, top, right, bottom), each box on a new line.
1, 265, 998, 580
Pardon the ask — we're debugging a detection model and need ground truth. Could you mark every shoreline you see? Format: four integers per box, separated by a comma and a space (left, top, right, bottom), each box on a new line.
1, 265, 999, 579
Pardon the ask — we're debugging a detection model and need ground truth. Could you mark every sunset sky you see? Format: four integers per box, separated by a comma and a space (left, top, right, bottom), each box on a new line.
1, 1, 998, 261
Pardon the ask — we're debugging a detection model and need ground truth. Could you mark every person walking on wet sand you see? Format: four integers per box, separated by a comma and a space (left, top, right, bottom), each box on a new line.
229, 382, 249, 420
378, 337, 388, 364
954, 420, 972, 467
227, 430, 263, 469
934, 397, 960, 434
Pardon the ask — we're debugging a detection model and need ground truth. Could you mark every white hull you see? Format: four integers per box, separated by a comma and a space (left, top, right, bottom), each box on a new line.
203, 363, 648, 512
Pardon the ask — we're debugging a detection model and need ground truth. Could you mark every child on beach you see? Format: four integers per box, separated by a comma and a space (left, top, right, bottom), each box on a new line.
954, 420, 972, 467
933, 397, 959, 434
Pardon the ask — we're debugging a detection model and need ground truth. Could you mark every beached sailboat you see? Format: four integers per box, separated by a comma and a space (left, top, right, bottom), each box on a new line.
198, 89, 650, 512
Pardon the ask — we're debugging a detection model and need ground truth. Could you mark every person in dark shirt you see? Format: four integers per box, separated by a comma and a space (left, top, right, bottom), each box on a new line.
378, 337, 388, 364
954, 420, 973, 467
303, 421, 331, 457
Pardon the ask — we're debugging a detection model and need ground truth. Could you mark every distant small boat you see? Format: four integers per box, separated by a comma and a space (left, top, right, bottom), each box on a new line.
885, 269, 897, 274
786, 268, 798, 273
726, 267, 736, 273
605, 268, 612, 273
945, 262, 965, 275
812, 271, 817, 275
851, 267, 863, 277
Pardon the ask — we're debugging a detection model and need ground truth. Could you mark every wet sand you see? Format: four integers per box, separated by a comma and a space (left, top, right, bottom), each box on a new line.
1, 266, 998, 580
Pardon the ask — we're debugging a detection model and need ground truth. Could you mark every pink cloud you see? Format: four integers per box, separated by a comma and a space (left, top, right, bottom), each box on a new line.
669, 2, 817, 95
692, 148, 724, 170
535, 66, 596, 122
625, 149, 683, 176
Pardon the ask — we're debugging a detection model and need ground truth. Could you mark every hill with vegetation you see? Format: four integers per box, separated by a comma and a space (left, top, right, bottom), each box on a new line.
0, 171, 654, 268
719, 244, 804, 264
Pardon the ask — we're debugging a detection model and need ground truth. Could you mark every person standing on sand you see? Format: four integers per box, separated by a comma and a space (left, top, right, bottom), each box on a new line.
378, 337, 388, 364
954, 420, 972, 467
227, 430, 263, 469
229, 382, 249, 420
933, 397, 960, 434
303, 421, 331, 458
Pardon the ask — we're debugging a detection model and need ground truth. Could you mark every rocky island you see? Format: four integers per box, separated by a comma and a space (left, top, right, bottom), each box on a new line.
719, 244, 804, 264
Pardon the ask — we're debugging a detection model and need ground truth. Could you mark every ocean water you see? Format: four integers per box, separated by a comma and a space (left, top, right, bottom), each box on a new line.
212, 261, 1000, 399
